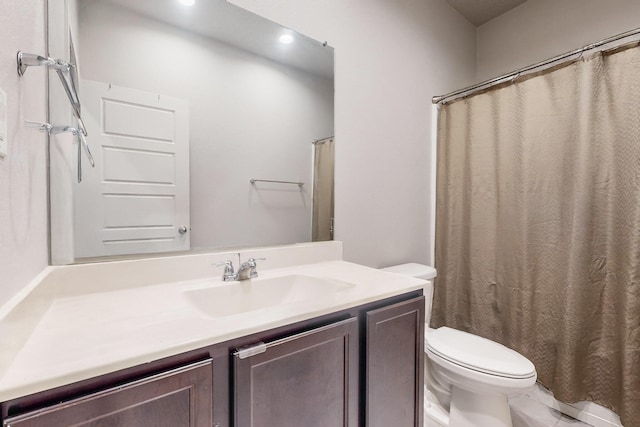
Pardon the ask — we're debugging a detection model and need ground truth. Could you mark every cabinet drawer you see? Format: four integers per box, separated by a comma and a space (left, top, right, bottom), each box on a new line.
4, 359, 213, 427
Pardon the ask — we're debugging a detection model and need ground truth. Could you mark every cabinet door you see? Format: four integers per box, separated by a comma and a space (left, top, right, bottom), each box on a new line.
4, 359, 212, 427
366, 296, 425, 427
233, 318, 359, 427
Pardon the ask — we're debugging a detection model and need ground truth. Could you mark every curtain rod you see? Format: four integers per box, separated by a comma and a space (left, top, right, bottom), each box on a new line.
432, 27, 640, 105
312, 135, 334, 144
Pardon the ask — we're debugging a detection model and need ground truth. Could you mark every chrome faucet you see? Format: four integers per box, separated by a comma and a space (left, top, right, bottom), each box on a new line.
214, 254, 266, 281
215, 259, 238, 281
237, 257, 266, 280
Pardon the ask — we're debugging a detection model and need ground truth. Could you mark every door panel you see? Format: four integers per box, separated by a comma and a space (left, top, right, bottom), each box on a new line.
103, 195, 175, 227
102, 98, 175, 141
74, 80, 190, 258
3, 360, 212, 427
233, 318, 359, 427
102, 147, 175, 184
366, 296, 425, 427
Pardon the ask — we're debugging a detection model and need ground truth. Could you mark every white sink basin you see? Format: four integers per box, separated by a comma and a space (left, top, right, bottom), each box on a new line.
182, 275, 356, 318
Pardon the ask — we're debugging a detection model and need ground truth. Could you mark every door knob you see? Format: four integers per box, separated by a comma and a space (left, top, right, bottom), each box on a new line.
178, 226, 188, 234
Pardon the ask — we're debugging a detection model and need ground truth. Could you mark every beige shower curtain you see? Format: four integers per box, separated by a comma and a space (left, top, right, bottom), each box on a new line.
312, 138, 334, 241
432, 43, 640, 426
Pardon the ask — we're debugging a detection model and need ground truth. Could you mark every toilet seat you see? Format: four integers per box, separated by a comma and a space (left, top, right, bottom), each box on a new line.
426, 327, 536, 379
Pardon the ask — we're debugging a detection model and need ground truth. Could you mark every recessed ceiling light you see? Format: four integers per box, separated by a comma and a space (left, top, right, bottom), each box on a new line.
279, 34, 294, 45
179, 0, 195, 6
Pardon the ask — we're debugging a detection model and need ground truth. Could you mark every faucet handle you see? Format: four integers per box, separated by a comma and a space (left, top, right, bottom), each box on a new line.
240, 257, 266, 280
214, 260, 236, 280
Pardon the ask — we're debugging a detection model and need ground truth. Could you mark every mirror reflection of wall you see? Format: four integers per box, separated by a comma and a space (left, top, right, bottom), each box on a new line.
51, 0, 334, 263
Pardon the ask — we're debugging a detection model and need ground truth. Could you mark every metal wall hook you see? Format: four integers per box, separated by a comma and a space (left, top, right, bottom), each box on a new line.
62, 127, 94, 184
17, 51, 70, 76
17, 52, 56, 76
17, 51, 87, 136
30, 120, 95, 183
25, 120, 52, 132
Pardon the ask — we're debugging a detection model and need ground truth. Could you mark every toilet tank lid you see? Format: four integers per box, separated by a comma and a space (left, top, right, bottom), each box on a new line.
381, 263, 437, 279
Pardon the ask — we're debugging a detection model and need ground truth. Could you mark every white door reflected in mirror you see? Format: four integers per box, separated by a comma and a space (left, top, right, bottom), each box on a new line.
74, 81, 190, 258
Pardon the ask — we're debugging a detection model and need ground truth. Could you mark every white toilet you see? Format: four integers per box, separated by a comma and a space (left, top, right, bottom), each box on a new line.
382, 264, 537, 427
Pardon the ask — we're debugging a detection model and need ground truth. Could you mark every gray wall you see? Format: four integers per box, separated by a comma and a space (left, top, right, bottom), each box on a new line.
477, 0, 640, 80
0, 1, 48, 305
230, 0, 477, 268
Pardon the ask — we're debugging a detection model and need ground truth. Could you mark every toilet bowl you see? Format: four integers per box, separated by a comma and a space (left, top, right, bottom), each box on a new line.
381, 264, 537, 427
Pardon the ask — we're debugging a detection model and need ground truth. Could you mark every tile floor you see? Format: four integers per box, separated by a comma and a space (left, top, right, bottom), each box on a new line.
424, 392, 593, 427
510, 394, 592, 427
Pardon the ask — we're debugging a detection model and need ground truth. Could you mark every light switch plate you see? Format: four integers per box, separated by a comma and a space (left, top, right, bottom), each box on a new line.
0, 87, 7, 158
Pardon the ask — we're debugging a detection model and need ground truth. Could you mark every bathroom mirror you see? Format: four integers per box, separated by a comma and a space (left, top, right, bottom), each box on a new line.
48, 0, 334, 264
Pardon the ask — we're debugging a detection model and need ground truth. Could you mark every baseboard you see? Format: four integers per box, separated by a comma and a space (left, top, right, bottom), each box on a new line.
526, 384, 623, 427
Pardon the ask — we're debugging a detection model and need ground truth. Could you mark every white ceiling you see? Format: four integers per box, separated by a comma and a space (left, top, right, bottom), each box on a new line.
445, 0, 527, 26
89, 0, 334, 79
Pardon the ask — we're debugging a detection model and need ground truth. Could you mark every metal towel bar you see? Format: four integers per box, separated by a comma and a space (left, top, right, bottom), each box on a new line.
250, 178, 304, 187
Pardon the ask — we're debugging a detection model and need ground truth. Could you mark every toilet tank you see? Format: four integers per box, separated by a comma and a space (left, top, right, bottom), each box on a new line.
381, 263, 437, 326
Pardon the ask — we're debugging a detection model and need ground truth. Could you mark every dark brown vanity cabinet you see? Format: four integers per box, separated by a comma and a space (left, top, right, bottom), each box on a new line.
366, 297, 425, 427
2, 360, 213, 427
1, 291, 424, 427
233, 318, 359, 427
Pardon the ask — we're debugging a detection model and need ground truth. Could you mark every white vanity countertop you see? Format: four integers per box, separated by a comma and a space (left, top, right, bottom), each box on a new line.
0, 248, 426, 402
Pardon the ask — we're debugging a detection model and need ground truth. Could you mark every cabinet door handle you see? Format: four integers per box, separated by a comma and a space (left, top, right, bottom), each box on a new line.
235, 342, 267, 359
233, 317, 356, 360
